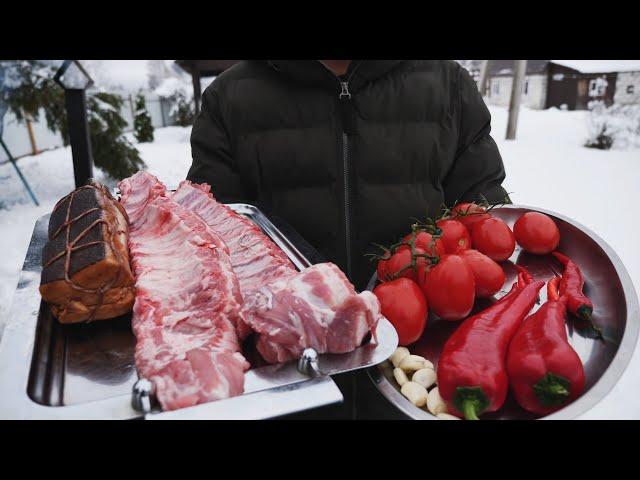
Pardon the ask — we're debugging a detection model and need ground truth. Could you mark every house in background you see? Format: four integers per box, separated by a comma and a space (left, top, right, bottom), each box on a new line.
482, 60, 550, 109
464, 60, 640, 111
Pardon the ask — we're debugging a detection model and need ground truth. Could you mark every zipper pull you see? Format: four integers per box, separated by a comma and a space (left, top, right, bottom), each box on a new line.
339, 81, 356, 135
340, 81, 351, 100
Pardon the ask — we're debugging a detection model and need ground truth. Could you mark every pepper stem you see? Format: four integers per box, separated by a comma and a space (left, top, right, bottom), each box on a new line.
533, 373, 571, 407
577, 305, 605, 341
453, 386, 490, 421
461, 400, 480, 420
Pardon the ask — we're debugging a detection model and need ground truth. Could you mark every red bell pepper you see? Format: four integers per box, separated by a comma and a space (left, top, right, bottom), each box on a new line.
437, 279, 544, 420
551, 251, 603, 340
506, 277, 586, 416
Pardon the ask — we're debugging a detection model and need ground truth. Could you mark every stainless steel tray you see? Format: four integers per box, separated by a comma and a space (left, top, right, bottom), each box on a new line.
368, 205, 639, 420
0, 203, 397, 419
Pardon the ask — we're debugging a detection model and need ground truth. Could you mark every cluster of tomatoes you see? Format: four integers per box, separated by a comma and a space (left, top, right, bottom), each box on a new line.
373, 202, 561, 346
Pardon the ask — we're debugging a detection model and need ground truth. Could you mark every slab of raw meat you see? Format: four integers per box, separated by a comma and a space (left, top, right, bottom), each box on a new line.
242, 263, 382, 364
172, 181, 297, 296
118, 173, 249, 411
121, 172, 232, 257
117, 171, 167, 225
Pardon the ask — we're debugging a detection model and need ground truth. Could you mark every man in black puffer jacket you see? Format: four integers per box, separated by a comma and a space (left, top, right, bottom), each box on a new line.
188, 60, 508, 290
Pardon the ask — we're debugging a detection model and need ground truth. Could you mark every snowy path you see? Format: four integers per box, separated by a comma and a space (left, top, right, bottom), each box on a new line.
0, 108, 639, 419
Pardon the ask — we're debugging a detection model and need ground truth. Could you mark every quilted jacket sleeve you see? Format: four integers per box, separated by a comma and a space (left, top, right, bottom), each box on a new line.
187, 85, 251, 203
442, 64, 510, 206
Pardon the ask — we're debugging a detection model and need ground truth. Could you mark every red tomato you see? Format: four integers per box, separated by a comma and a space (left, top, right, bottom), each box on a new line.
513, 212, 560, 255
373, 278, 428, 345
376, 257, 389, 281
471, 218, 516, 262
377, 246, 428, 282
402, 231, 446, 257
459, 249, 505, 298
418, 254, 475, 321
451, 202, 492, 232
436, 219, 471, 253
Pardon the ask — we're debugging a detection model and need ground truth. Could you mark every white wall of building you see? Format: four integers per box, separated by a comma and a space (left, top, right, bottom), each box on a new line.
487, 77, 511, 106
525, 75, 548, 109
614, 71, 640, 105
485, 74, 547, 109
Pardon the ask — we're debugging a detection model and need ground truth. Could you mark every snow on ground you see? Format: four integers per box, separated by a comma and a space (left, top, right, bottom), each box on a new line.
494, 106, 640, 297
490, 107, 640, 419
0, 106, 638, 418
0, 126, 192, 329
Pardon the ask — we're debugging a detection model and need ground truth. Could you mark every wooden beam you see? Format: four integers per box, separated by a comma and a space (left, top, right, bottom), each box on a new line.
478, 60, 490, 96
506, 60, 528, 140
25, 115, 39, 155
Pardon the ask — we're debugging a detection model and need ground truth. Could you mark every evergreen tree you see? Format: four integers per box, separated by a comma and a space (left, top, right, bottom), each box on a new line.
133, 93, 154, 143
2, 61, 145, 180
86, 92, 145, 179
1, 61, 66, 136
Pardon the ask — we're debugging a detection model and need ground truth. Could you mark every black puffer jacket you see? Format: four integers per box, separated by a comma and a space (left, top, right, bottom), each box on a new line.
188, 60, 507, 288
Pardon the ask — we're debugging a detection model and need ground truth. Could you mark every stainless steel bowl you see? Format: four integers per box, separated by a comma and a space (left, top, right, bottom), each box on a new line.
367, 205, 640, 420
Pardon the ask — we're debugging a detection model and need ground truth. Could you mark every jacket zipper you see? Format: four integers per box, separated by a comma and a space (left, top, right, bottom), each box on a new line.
339, 81, 353, 278
317, 61, 361, 279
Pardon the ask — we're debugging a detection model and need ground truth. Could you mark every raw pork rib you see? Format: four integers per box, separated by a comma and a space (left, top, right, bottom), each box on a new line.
172, 180, 381, 364
172, 181, 297, 296
119, 172, 249, 411
242, 263, 381, 364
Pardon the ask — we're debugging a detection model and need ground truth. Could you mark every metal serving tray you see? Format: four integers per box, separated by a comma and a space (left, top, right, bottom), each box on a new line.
368, 205, 639, 420
0, 203, 397, 419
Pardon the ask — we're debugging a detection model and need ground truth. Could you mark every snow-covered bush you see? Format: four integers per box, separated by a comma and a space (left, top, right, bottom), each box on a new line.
133, 93, 154, 143
585, 101, 640, 150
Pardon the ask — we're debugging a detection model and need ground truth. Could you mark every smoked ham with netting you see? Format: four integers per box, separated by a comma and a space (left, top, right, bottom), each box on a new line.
39, 181, 135, 323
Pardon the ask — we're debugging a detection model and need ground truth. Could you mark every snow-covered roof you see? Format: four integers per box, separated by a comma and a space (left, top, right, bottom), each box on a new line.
154, 77, 191, 98
551, 60, 640, 73
80, 60, 149, 92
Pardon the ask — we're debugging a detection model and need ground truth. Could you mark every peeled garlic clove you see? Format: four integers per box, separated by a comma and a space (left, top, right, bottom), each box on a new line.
412, 368, 436, 389
390, 347, 410, 368
437, 413, 461, 420
393, 368, 409, 386
399, 355, 433, 373
427, 387, 448, 416
400, 381, 429, 407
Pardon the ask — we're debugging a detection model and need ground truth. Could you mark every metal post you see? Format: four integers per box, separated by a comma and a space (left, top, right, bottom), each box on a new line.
64, 89, 94, 187
0, 137, 39, 206
506, 60, 528, 140
159, 98, 166, 127
191, 67, 202, 116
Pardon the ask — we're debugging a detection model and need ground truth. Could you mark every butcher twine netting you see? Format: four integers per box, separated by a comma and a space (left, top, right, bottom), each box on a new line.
44, 182, 129, 322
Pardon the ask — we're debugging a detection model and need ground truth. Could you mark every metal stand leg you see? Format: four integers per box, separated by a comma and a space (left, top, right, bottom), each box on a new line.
132, 378, 154, 414
297, 348, 323, 378
0, 137, 39, 206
